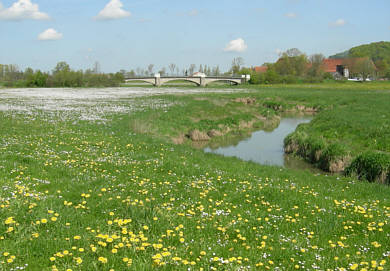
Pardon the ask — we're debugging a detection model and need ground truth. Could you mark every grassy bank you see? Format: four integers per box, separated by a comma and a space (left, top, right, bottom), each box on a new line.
0, 85, 389, 270
122, 82, 390, 182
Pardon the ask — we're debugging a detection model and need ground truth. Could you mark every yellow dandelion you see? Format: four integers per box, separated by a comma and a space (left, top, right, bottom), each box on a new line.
98, 256, 108, 263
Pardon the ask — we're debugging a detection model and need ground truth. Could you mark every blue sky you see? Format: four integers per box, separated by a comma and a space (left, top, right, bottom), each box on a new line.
1, 0, 389, 73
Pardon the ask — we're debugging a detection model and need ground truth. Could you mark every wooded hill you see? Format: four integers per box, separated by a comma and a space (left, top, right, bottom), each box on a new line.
330, 41, 390, 77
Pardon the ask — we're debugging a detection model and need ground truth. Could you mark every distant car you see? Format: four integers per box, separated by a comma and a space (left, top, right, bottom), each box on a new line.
348, 77, 372, 82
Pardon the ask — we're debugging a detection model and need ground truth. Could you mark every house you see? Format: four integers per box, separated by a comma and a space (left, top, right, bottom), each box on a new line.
253, 66, 268, 73
192, 72, 206, 77
322, 59, 349, 78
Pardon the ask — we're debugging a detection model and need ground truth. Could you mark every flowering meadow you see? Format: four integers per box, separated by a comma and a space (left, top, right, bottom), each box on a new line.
0, 87, 389, 270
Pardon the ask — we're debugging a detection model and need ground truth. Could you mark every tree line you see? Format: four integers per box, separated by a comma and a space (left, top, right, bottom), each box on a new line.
2, 45, 388, 88
122, 64, 224, 78
235, 47, 388, 85
0, 62, 124, 88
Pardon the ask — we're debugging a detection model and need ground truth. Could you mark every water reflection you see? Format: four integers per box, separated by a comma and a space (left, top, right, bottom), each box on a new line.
204, 116, 318, 171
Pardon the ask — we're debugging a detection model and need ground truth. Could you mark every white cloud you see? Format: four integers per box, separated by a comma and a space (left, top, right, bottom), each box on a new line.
0, 0, 49, 21
285, 12, 297, 18
223, 38, 247, 53
95, 0, 131, 20
38, 28, 63, 41
330, 19, 346, 27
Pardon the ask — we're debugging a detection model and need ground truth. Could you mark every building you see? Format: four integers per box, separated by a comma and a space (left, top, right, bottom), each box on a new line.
322, 59, 349, 78
253, 66, 268, 73
192, 72, 206, 77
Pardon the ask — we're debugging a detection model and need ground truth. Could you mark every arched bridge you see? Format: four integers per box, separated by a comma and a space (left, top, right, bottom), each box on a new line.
124, 75, 249, 87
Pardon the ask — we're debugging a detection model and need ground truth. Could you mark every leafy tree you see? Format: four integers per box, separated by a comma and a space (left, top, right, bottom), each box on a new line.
344, 57, 376, 81
275, 50, 308, 76
308, 54, 325, 77
263, 65, 280, 84
53, 61, 70, 74
32, 71, 48, 87
374, 59, 390, 78
349, 41, 390, 62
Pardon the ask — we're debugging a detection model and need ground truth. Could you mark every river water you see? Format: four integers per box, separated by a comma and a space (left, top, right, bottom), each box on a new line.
204, 116, 319, 171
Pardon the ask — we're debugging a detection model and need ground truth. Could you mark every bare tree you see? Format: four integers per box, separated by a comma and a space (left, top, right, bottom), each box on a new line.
136, 67, 143, 77
285, 48, 303, 57
231, 57, 244, 75
93, 61, 101, 74
168, 63, 176, 75
147, 64, 154, 76
212, 66, 221, 76
188, 64, 196, 75
159, 67, 167, 76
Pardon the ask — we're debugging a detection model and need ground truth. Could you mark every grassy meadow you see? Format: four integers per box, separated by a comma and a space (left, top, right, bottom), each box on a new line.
0, 84, 390, 270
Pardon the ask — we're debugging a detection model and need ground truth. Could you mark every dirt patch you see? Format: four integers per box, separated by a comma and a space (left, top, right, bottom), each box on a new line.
378, 171, 388, 184
296, 105, 318, 112
172, 134, 186, 144
234, 97, 256, 105
314, 150, 322, 162
284, 142, 299, 154
207, 129, 224, 138
187, 130, 211, 141
328, 158, 350, 173
239, 119, 257, 129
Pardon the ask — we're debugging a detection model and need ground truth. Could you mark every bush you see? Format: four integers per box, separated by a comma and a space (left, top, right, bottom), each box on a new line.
345, 152, 390, 184
323, 72, 334, 80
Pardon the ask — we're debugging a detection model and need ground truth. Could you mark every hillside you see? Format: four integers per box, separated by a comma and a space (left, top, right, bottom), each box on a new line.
330, 41, 390, 61
330, 41, 390, 76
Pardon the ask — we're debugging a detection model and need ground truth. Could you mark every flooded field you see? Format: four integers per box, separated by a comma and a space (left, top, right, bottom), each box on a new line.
0, 87, 235, 121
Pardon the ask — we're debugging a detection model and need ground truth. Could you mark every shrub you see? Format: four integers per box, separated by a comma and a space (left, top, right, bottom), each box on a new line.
345, 152, 390, 184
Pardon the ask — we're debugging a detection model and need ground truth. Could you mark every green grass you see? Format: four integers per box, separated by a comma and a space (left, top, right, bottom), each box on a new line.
122, 83, 390, 179
0, 84, 390, 270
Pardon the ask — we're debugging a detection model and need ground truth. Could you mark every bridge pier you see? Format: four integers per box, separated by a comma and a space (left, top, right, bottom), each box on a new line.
154, 74, 161, 87
200, 76, 206, 87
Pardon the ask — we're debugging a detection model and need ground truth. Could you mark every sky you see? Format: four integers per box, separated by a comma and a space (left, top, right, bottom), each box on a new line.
0, 0, 389, 73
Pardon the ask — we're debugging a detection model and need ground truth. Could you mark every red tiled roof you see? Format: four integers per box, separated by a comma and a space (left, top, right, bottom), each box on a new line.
322, 59, 344, 73
254, 66, 268, 73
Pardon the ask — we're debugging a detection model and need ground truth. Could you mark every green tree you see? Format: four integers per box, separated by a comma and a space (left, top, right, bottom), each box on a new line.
263, 65, 280, 84
308, 54, 325, 77
345, 57, 376, 81
275, 52, 308, 76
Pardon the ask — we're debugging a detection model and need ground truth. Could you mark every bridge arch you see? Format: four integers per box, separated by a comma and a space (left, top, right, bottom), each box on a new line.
125, 78, 156, 85
205, 78, 241, 85
159, 78, 200, 86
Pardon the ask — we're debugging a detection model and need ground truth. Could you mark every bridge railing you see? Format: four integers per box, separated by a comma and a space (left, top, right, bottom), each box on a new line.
124, 76, 243, 80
